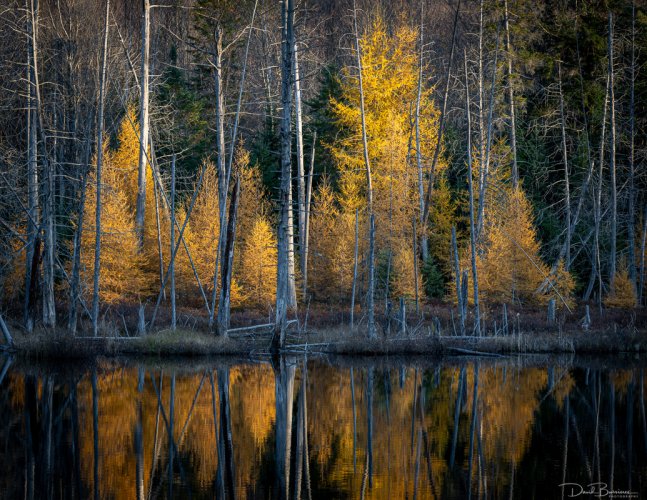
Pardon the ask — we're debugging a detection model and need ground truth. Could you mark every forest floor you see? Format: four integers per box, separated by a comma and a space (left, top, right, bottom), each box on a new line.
1, 303, 645, 359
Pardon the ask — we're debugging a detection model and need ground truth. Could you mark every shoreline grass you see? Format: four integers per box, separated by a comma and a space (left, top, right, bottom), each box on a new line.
3, 323, 646, 360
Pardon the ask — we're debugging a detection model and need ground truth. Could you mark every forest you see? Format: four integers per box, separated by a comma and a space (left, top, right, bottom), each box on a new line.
0, 0, 645, 349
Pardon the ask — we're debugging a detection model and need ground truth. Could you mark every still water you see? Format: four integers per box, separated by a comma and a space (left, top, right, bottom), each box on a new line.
0, 354, 645, 499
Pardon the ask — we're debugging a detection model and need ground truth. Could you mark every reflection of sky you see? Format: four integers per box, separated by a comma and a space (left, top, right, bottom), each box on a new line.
0, 359, 643, 499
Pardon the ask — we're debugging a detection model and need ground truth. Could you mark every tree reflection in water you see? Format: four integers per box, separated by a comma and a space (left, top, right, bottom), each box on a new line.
0, 356, 645, 499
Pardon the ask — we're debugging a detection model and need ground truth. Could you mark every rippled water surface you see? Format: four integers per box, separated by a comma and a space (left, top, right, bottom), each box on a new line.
0, 354, 645, 499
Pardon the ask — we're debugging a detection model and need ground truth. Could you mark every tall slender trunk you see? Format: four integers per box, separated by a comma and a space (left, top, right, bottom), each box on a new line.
24, 2, 39, 331
353, 0, 376, 339
476, 0, 486, 239
294, 40, 306, 294
591, 74, 609, 304
608, 12, 617, 291
91, 0, 110, 337
415, 0, 427, 261
465, 50, 481, 336
303, 132, 316, 297
557, 62, 572, 270
68, 110, 94, 334
639, 207, 647, 306
351, 208, 359, 328
217, 175, 240, 336
628, 1, 637, 300
210, 25, 227, 329
274, 0, 295, 349
135, 0, 150, 248
287, 172, 297, 308
477, 27, 500, 239
421, 0, 460, 248
452, 226, 465, 335
170, 155, 176, 330
503, 0, 518, 188
29, 0, 56, 328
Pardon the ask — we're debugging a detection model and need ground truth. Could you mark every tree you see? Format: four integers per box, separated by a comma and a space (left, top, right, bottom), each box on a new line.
239, 217, 277, 309
80, 147, 149, 304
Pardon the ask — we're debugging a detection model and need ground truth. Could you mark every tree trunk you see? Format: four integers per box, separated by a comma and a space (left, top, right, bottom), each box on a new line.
465, 50, 481, 336
351, 208, 359, 329
557, 62, 572, 270
628, 2, 637, 301
415, 0, 427, 261
412, 217, 419, 315
29, 0, 56, 329
170, 154, 176, 330
303, 132, 316, 298
274, 0, 295, 350
353, 0, 376, 339
590, 74, 609, 304
217, 175, 240, 337
639, 207, 647, 306
68, 110, 94, 335
608, 12, 617, 291
421, 0, 460, 251
91, 0, 110, 337
24, 2, 39, 332
477, 27, 500, 239
135, 0, 151, 248
294, 40, 306, 296
503, 0, 518, 188
452, 226, 465, 336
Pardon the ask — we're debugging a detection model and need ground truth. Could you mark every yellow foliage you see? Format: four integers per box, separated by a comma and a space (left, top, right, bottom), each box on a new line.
110, 106, 167, 278
461, 186, 572, 306
604, 264, 637, 308
309, 180, 357, 302
238, 216, 277, 309
175, 161, 220, 304
427, 175, 455, 272
79, 147, 150, 303
543, 259, 576, 310
390, 238, 422, 300
329, 17, 445, 252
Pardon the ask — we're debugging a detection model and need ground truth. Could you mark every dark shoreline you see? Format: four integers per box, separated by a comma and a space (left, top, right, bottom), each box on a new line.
3, 326, 646, 360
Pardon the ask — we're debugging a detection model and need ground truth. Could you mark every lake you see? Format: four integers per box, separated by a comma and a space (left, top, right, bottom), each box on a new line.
0, 354, 644, 499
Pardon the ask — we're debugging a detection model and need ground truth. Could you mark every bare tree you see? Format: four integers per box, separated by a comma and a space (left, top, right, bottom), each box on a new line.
29, 0, 56, 328
274, 0, 296, 350
557, 62, 571, 270
608, 11, 617, 291
465, 49, 481, 336
217, 175, 240, 336
91, 0, 111, 337
24, 0, 38, 332
353, 0, 376, 339
503, 0, 518, 188
628, 1, 638, 301
135, 0, 151, 248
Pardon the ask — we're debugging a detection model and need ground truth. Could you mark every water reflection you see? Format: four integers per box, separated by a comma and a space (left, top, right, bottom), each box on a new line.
0, 355, 645, 499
